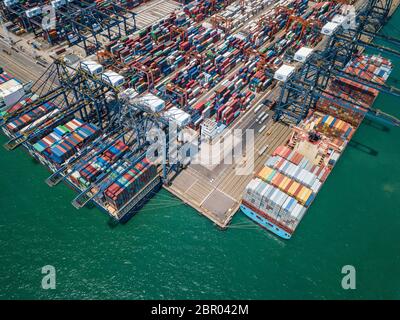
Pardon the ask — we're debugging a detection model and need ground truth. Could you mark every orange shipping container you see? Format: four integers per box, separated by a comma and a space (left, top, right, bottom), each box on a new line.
279, 176, 289, 190
294, 184, 304, 198
290, 152, 303, 165
272, 172, 284, 187
284, 180, 294, 193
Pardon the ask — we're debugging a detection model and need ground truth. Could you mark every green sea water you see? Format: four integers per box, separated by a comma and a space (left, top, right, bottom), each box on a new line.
1, 12, 400, 300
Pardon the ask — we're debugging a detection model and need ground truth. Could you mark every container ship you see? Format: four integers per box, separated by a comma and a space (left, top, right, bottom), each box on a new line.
0, 67, 162, 223
240, 54, 393, 239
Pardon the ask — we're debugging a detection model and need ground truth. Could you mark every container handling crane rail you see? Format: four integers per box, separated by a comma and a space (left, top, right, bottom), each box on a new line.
274, 0, 400, 127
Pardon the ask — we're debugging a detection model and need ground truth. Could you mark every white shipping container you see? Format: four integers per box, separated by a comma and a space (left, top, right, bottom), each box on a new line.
291, 204, 307, 221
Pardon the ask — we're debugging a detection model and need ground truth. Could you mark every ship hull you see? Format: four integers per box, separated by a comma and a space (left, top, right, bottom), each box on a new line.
240, 204, 292, 240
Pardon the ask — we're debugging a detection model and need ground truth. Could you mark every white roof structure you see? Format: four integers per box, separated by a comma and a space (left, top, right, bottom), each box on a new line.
80, 60, 104, 75
164, 107, 191, 127
0, 79, 24, 108
321, 22, 340, 36
142, 93, 165, 113
0, 79, 23, 97
294, 47, 314, 63
101, 71, 125, 87
332, 14, 347, 26
25, 7, 41, 18
4, 0, 18, 7
274, 65, 295, 82
51, 0, 66, 9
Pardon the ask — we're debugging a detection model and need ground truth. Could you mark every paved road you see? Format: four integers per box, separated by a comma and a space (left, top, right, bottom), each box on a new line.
0, 40, 46, 83
133, 0, 180, 29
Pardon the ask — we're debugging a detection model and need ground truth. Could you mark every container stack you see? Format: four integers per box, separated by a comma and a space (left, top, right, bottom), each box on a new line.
272, 146, 330, 183
242, 177, 307, 230
6, 102, 57, 133
264, 155, 325, 193
336, 55, 392, 103
316, 98, 365, 127
256, 166, 315, 207
70, 140, 129, 188
104, 157, 158, 210
241, 141, 337, 228
5, 94, 39, 115
105, 15, 191, 92
106, 14, 226, 93
156, 34, 250, 125
317, 55, 392, 127
315, 115, 354, 140
45, 122, 99, 164
184, 0, 228, 22
33, 119, 85, 153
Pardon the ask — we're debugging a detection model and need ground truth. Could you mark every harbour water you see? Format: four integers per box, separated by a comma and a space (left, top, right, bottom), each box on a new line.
0, 11, 400, 300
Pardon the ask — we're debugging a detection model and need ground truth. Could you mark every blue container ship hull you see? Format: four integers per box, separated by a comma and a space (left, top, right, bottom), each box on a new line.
240, 204, 292, 240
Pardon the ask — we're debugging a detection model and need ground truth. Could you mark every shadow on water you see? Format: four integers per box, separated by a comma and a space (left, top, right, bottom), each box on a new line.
31, 158, 41, 165
107, 218, 119, 229
86, 202, 96, 210
348, 140, 379, 156
362, 119, 391, 132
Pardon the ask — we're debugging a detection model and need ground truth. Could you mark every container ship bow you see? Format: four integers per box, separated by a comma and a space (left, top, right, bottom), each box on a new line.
240, 54, 393, 239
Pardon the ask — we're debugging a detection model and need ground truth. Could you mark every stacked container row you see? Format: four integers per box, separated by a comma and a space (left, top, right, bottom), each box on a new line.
104, 157, 157, 210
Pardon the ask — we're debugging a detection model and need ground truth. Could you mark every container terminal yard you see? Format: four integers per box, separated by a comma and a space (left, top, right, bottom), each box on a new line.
1, 0, 400, 239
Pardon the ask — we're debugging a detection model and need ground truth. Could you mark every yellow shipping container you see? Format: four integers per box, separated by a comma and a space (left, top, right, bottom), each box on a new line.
258, 166, 273, 181
297, 187, 313, 204
288, 181, 300, 197
303, 188, 313, 202
325, 115, 334, 127
334, 119, 342, 130
336, 120, 344, 132
295, 187, 307, 204
280, 176, 292, 191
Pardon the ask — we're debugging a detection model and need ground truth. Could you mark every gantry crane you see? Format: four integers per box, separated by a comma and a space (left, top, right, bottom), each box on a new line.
274, 0, 400, 127
0, 0, 136, 55
3, 56, 185, 187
